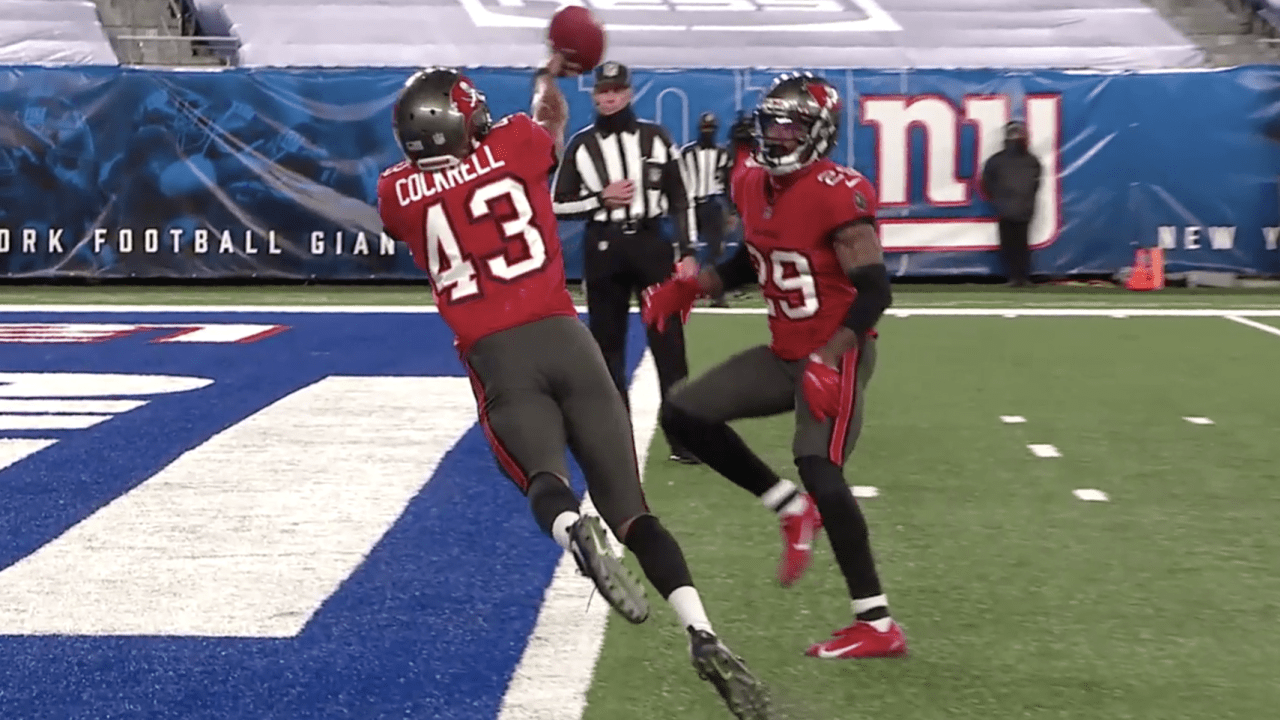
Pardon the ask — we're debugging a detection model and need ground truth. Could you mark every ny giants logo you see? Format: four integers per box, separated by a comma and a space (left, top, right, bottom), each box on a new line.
862, 93, 1062, 252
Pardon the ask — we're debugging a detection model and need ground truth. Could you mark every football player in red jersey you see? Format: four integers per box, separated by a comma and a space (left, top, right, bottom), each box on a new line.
376, 55, 771, 718
642, 72, 908, 660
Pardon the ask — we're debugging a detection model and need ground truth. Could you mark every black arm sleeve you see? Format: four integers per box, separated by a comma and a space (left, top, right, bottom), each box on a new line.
713, 243, 757, 292
842, 263, 893, 336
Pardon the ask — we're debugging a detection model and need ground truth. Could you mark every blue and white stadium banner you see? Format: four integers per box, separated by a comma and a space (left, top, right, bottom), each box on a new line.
0, 65, 1278, 281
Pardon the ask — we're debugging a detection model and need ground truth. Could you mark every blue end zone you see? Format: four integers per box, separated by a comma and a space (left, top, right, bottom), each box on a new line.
0, 310, 651, 719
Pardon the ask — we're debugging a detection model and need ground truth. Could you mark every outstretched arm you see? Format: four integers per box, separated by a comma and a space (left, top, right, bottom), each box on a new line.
532, 52, 577, 158
813, 222, 892, 366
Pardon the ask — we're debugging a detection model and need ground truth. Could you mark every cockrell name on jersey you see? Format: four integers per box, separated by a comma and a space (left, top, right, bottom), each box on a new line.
390, 145, 507, 207
0, 227, 399, 257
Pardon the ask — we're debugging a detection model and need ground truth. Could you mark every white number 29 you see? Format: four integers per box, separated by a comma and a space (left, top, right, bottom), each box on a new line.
746, 246, 820, 320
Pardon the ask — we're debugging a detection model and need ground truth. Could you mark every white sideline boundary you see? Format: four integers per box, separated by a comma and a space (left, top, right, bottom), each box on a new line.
4, 305, 1280, 317
496, 351, 661, 720
1225, 315, 1280, 338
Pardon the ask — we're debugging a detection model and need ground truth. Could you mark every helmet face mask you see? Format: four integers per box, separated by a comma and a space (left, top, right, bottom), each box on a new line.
751, 72, 841, 176
393, 68, 492, 172
756, 112, 805, 160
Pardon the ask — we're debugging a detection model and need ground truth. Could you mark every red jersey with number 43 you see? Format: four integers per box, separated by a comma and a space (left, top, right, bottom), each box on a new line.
377, 112, 576, 353
730, 153, 879, 361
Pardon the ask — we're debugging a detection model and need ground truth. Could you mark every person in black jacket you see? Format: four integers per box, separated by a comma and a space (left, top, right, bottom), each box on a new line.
981, 121, 1042, 287
552, 61, 700, 464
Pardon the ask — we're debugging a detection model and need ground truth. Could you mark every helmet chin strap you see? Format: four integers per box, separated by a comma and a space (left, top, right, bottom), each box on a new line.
411, 125, 485, 173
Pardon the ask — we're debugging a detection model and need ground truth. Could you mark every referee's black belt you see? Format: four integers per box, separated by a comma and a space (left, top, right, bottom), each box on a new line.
587, 217, 659, 235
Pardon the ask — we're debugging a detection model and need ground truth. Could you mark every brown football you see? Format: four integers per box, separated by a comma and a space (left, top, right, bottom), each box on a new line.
547, 5, 606, 73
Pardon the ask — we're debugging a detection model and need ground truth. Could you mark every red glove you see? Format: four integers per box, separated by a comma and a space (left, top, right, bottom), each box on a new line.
641, 276, 701, 333
801, 353, 845, 422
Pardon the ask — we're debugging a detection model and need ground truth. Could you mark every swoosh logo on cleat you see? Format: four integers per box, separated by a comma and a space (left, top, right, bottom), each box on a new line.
817, 642, 860, 659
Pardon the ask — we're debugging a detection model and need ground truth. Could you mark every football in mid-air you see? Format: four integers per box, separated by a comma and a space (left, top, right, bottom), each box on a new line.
548, 5, 606, 73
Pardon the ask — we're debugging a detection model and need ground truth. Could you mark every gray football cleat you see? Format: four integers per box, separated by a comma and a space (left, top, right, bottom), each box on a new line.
689, 628, 774, 719
568, 515, 650, 624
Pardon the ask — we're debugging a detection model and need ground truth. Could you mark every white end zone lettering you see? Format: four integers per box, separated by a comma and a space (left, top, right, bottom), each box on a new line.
0, 323, 290, 344
0, 375, 475, 638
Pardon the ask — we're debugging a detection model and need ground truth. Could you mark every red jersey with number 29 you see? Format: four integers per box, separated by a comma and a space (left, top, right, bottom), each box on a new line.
377, 112, 576, 353
730, 153, 879, 361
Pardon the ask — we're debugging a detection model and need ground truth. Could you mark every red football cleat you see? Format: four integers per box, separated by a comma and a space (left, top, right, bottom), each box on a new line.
778, 494, 823, 588
806, 620, 909, 660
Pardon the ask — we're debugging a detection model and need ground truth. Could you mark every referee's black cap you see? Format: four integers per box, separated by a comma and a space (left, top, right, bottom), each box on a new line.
594, 61, 631, 90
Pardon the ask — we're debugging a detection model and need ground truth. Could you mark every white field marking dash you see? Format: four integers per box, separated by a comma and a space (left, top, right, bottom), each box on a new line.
1002, 313, 1017, 318
498, 351, 661, 720
1073, 489, 1110, 502
1183, 416, 1215, 425
1000, 415, 1027, 424
0, 376, 475, 637
851, 485, 879, 498
1225, 315, 1280, 338
0, 438, 57, 472
1028, 444, 1061, 458
1111, 313, 1129, 319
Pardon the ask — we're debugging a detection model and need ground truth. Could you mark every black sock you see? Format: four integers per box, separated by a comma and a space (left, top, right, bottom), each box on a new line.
856, 605, 890, 623
526, 472, 579, 538
795, 455, 884, 601
660, 402, 779, 497
621, 514, 694, 599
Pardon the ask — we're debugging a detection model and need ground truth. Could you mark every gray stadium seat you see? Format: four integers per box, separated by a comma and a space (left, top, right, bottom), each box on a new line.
201, 0, 1203, 69
0, 0, 117, 64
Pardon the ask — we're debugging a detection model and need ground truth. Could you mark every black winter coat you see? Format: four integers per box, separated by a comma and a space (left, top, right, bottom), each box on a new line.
981, 145, 1042, 223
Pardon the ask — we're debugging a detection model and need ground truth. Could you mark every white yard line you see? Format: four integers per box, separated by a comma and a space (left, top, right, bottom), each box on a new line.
497, 351, 661, 720
1183, 416, 1215, 425
1225, 315, 1280, 338
5, 305, 1280, 317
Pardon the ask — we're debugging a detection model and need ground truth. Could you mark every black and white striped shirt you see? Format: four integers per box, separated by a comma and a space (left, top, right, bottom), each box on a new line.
680, 141, 730, 201
552, 117, 695, 255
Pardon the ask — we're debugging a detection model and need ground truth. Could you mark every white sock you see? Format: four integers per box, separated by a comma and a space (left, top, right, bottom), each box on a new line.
668, 586, 713, 635
761, 480, 807, 516
551, 511, 578, 550
866, 617, 894, 632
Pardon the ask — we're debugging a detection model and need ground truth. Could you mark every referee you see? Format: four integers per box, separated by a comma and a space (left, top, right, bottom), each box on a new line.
552, 60, 700, 464
680, 112, 732, 307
